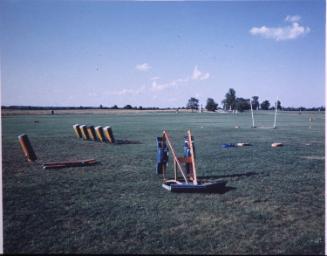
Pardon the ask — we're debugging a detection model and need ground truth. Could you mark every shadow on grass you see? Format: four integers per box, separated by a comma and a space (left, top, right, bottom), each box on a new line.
40, 158, 101, 169
114, 139, 142, 145
42, 161, 100, 169
198, 171, 263, 180
198, 185, 236, 194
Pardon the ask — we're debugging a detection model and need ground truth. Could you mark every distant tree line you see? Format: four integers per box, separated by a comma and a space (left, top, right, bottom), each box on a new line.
1, 105, 101, 110
1, 105, 177, 111
2, 88, 325, 112
1, 105, 156, 110
186, 88, 325, 112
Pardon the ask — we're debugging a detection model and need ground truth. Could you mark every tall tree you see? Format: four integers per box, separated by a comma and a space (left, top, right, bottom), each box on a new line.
186, 97, 199, 111
205, 98, 218, 112
123, 104, 133, 109
251, 96, 260, 110
276, 100, 282, 110
235, 98, 251, 111
222, 88, 236, 110
260, 100, 270, 110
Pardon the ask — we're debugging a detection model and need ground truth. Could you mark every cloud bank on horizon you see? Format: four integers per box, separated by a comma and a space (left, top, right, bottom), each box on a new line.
249, 15, 310, 41
112, 65, 210, 95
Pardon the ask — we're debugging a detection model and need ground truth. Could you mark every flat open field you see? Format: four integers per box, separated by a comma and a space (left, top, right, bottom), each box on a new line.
2, 110, 325, 254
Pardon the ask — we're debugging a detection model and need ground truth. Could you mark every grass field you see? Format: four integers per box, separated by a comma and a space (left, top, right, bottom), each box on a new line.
2, 110, 325, 254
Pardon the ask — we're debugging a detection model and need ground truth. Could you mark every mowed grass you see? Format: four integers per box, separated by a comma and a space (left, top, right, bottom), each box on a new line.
2, 110, 325, 254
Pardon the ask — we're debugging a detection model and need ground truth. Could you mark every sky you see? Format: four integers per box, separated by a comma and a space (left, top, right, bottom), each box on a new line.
0, 0, 325, 108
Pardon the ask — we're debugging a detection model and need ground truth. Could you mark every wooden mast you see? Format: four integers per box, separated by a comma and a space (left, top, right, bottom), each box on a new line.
187, 130, 198, 185
163, 130, 189, 183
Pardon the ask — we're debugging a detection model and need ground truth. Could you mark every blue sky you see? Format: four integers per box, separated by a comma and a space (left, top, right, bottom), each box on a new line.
1, 0, 325, 108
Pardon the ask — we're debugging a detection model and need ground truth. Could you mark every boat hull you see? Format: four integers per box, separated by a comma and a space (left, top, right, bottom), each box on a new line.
162, 180, 227, 193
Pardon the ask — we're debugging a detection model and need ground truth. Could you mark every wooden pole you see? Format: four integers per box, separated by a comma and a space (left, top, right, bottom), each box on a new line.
43, 159, 96, 169
250, 100, 255, 128
87, 126, 97, 141
161, 134, 170, 181
187, 130, 198, 185
273, 97, 278, 129
73, 124, 82, 138
80, 125, 90, 140
103, 126, 115, 143
95, 126, 105, 142
162, 132, 177, 180
174, 160, 177, 181
18, 134, 37, 161
163, 131, 188, 183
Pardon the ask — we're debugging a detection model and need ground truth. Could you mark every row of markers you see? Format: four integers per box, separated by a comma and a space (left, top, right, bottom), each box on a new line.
73, 124, 115, 144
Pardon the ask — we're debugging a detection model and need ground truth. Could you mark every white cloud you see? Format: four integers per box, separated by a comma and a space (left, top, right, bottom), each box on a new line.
200, 72, 210, 80
174, 77, 189, 83
150, 77, 189, 92
249, 15, 310, 41
135, 63, 151, 71
192, 66, 210, 80
192, 66, 201, 80
113, 66, 209, 95
285, 15, 301, 23
151, 66, 209, 92
150, 80, 168, 91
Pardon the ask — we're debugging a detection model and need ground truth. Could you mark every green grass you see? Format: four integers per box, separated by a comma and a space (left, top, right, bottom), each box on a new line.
2, 110, 325, 254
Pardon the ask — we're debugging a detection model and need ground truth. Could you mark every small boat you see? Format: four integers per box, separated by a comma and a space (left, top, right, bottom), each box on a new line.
162, 179, 227, 193
157, 130, 227, 193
